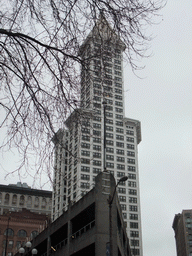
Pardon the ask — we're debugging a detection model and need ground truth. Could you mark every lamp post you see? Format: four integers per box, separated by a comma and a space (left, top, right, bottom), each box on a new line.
108, 176, 128, 256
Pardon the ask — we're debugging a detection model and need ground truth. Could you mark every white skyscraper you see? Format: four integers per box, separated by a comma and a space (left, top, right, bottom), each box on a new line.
52, 15, 143, 256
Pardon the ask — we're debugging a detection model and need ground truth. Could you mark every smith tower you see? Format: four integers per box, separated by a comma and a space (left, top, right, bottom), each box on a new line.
52, 16, 143, 256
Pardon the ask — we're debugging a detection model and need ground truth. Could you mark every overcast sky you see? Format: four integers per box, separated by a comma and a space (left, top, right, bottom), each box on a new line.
0, 0, 192, 255
124, 0, 192, 255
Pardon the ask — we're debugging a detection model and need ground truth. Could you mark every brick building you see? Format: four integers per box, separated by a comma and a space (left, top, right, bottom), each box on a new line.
0, 209, 49, 256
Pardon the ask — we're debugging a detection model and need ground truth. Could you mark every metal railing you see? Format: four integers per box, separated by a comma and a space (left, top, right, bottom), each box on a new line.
71, 220, 95, 240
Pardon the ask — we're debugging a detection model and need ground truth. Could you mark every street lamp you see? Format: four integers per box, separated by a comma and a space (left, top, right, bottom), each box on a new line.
19, 242, 38, 256
108, 176, 128, 256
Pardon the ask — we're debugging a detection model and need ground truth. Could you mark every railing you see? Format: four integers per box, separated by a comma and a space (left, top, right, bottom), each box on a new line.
71, 220, 95, 240
41, 238, 68, 256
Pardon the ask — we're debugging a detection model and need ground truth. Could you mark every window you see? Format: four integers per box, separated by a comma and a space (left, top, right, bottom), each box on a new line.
42, 198, 47, 209
81, 158, 90, 164
81, 174, 90, 181
128, 181, 137, 187
34, 197, 39, 208
106, 126, 113, 131
118, 188, 126, 194
119, 196, 126, 202
93, 152, 101, 158
129, 197, 137, 203
106, 133, 113, 138
93, 123, 101, 129
12, 195, 17, 205
129, 205, 138, 212
127, 151, 135, 157
93, 130, 101, 136
81, 183, 90, 189
128, 159, 135, 164
129, 174, 136, 180
117, 172, 125, 177
93, 137, 101, 143
130, 222, 138, 229
106, 119, 113, 124
130, 214, 138, 220
117, 157, 125, 162
93, 145, 101, 151
127, 144, 135, 150
106, 155, 114, 161
116, 121, 123, 126
115, 101, 123, 106
116, 128, 124, 133
106, 105, 113, 111
115, 82, 122, 88
115, 88, 122, 93
123, 213, 127, 219
27, 196, 32, 207
130, 231, 139, 237
131, 240, 139, 246
126, 130, 134, 135
4, 229, 14, 236
81, 150, 90, 156
17, 230, 27, 237
121, 204, 127, 211
127, 137, 134, 142
116, 114, 123, 119
93, 168, 101, 174
93, 116, 101, 122
30, 231, 39, 239
117, 164, 125, 170
4, 193, 10, 205
116, 149, 124, 155
93, 160, 101, 166
106, 147, 114, 153
106, 140, 113, 146
116, 135, 124, 141
106, 162, 114, 168
116, 142, 124, 148
106, 112, 113, 118
82, 135, 90, 141
82, 128, 90, 134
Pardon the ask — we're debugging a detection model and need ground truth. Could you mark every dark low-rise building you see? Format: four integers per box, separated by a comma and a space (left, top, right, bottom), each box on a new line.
173, 209, 192, 256
15, 172, 132, 256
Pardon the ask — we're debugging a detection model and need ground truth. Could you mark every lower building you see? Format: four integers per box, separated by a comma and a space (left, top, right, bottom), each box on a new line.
15, 172, 132, 256
172, 209, 192, 256
0, 209, 49, 256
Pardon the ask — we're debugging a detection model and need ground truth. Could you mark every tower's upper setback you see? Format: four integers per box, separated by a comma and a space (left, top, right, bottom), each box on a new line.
79, 14, 126, 114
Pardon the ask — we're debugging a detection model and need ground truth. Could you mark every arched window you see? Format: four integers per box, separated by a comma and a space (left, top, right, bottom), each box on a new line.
30, 230, 39, 239
27, 196, 32, 207
12, 194, 17, 205
19, 195, 25, 206
17, 229, 27, 237
41, 198, 46, 209
4, 228, 14, 236
4, 193, 10, 205
34, 197, 39, 208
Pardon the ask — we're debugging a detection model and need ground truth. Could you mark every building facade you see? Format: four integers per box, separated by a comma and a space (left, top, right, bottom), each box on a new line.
0, 209, 49, 256
15, 172, 132, 256
52, 15, 142, 256
0, 182, 52, 216
173, 209, 192, 256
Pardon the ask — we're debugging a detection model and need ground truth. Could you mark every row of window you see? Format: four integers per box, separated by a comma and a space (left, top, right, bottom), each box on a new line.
81, 166, 136, 174
0, 194, 50, 209
3, 228, 38, 238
